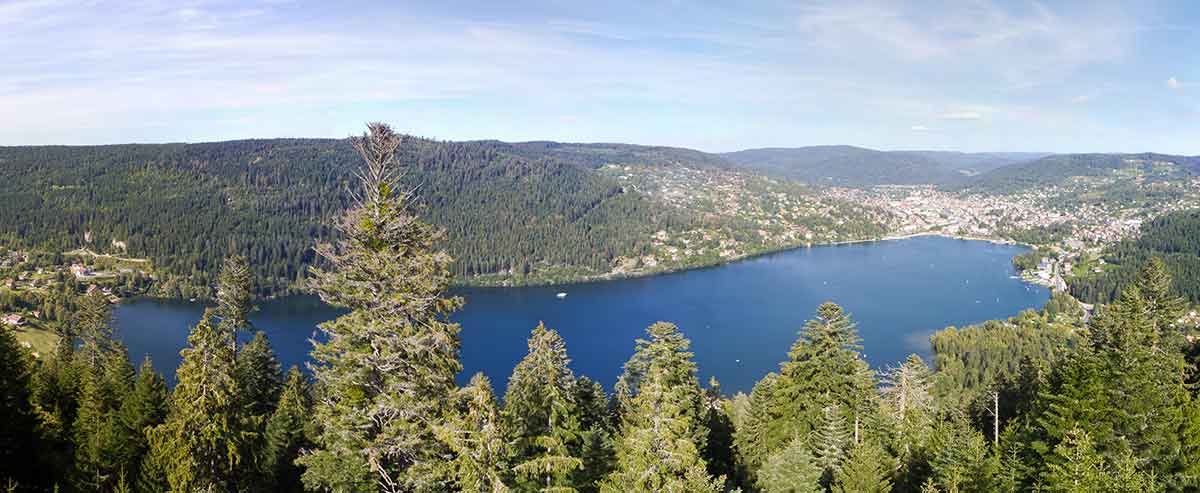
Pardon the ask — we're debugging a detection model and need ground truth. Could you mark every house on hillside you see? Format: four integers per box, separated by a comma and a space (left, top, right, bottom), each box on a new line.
2, 314, 24, 327
70, 263, 92, 279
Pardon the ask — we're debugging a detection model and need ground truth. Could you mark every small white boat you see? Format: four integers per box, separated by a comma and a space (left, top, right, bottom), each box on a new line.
556, 292, 567, 299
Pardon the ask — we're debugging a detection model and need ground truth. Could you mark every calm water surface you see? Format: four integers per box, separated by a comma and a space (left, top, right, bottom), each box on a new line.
115, 236, 1048, 394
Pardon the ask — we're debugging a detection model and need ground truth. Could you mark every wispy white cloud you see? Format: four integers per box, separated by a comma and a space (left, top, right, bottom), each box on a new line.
0, 0, 1193, 153
1168, 77, 1181, 90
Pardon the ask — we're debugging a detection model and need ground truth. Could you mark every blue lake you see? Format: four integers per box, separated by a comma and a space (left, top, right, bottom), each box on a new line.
114, 235, 1048, 394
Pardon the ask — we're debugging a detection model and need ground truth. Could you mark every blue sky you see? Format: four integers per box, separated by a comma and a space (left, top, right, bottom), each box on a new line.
1, 0, 1197, 153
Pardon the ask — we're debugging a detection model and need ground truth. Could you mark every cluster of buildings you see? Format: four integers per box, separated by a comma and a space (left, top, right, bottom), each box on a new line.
601, 164, 890, 275
824, 176, 1200, 255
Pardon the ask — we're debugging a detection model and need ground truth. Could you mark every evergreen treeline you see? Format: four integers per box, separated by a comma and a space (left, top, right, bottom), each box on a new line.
1070, 209, 1200, 304
5, 124, 1200, 492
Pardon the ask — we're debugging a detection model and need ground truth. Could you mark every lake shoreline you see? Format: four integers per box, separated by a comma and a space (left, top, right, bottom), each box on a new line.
121, 231, 1032, 303
115, 236, 1049, 394
460, 231, 1032, 290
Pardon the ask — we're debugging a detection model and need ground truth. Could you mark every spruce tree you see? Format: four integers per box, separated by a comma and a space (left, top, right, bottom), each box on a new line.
72, 332, 133, 491
882, 353, 936, 481
601, 322, 722, 492
263, 366, 313, 493
31, 338, 81, 438
1039, 428, 1161, 493
72, 346, 135, 492
812, 404, 851, 484
234, 330, 283, 490
701, 377, 737, 485
76, 290, 115, 368
572, 376, 616, 492
299, 123, 464, 492
503, 322, 584, 491
766, 302, 876, 461
29, 333, 82, 482
733, 372, 780, 477
924, 413, 999, 493
115, 357, 168, 491
756, 436, 821, 493
217, 254, 254, 323
73, 366, 120, 490
0, 327, 42, 489
833, 440, 894, 493
1028, 261, 1193, 483
437, 373, 511, 493
147, 313, 244, 492
235, 331, 282, 418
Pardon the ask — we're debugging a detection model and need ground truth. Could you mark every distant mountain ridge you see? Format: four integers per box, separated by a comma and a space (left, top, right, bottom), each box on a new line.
720, 145, 1049, 187
961, 152, 1200, 193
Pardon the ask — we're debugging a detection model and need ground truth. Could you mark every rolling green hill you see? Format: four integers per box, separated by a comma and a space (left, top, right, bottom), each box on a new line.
721, 145, 1043, 187
963, 152, 1200, 193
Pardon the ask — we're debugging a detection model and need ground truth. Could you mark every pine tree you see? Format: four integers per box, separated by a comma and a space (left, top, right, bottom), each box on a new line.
756, 436, 821, 493
601, 322, 722, 492
504, 322, 584, 491
147, 313, 244, 492
299, 123, 464, 492
0, 327, 42, 489
436, 373, 511, 493
263, 366, 313, 493
833, 440, 894, 493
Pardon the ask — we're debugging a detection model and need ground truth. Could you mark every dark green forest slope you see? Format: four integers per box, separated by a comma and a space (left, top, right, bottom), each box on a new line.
1070, 209, 1200, 304
0, 139, 727, 298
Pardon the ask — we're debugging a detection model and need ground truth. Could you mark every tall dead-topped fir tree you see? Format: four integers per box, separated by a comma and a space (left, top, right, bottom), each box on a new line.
299, 123, 464, 492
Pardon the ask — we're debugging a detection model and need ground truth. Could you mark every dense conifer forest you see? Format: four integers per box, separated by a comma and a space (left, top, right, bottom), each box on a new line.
1070, 209, 1200, 304
4, 125, 1200, 492
0, 139, 723, 299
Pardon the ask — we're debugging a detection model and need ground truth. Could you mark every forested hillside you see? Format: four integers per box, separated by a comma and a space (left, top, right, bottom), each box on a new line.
0, 138, 885, 299
1070, 209, 1200, 304
721, 146, 1041, 188
963, 153, 1200, 193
